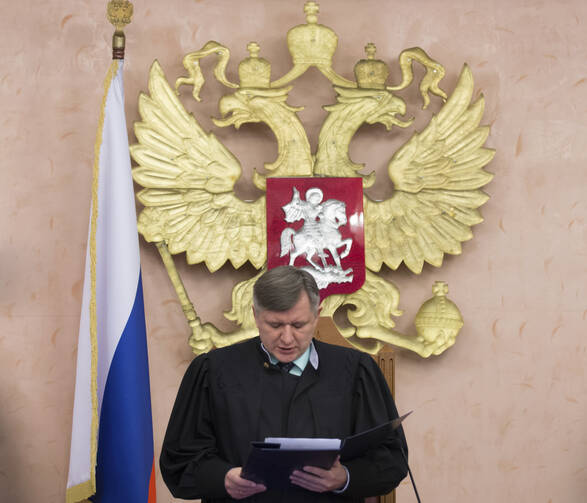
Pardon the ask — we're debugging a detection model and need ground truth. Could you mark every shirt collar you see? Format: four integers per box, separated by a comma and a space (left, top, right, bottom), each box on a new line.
260, 340, 319, 372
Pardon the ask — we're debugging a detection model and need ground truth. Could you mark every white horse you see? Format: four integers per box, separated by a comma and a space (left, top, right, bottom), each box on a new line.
280, 199, 352, 271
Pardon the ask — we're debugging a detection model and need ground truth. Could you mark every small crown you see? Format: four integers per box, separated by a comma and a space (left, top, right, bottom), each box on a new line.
286, 2, 338, 65
238, 42, 271, 88
354, 43, 389, 89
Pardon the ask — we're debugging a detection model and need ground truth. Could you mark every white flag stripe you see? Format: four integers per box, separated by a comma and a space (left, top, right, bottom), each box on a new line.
94, 62, 140, 408
67, 233, 93, 488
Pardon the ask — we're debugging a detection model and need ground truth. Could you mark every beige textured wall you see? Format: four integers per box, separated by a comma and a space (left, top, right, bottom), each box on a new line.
1, 0, 586, 501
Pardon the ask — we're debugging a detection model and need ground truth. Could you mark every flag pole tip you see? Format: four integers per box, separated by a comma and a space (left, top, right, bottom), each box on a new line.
107, 0, 134, 60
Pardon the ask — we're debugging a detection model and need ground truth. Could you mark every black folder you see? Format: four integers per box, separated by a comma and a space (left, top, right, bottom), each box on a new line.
241, 412, 411, 489
242, 442, 340, 489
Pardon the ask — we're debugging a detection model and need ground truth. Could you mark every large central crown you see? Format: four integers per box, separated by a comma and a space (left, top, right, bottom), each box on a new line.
286, 1, 337, 65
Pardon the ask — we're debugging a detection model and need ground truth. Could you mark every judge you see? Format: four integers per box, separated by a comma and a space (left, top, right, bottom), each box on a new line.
160, 266, 408, 502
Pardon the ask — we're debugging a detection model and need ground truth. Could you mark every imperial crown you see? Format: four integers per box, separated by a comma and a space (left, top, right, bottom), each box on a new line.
286, 2, 338, 65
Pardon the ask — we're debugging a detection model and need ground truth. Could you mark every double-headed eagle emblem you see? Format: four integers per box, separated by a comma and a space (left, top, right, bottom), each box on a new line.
131, 2, 494, 357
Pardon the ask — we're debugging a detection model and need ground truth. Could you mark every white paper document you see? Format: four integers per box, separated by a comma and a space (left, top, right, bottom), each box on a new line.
264, 437, 342, 450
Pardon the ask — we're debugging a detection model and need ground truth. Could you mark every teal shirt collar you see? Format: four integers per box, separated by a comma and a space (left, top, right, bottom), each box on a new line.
261, 340, 319, 376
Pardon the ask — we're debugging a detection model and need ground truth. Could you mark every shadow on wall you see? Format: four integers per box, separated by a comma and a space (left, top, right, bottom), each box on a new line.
0, 398, 25, 503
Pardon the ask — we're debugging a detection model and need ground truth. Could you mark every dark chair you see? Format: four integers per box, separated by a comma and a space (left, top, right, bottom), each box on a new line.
315, 317, 397, 503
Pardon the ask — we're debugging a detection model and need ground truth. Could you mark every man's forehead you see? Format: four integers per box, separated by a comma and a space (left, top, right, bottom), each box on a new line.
259, 293, 315, 320
262, 308, 314, 323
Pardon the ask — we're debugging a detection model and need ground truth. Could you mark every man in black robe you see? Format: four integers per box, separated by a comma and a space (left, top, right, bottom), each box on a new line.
160, 266, 408, 502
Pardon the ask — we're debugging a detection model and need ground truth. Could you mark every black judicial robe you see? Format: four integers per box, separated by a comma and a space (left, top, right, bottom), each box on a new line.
160, 337, 408, 502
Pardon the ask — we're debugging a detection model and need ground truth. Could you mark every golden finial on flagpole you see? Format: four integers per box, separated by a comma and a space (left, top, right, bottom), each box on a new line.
107, 0, 133, 60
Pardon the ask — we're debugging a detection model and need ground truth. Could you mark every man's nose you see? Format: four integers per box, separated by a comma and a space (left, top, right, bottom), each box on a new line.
281, 324, 294, 341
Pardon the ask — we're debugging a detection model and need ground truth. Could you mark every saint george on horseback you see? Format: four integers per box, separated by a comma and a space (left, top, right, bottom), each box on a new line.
280, 187, 353, 288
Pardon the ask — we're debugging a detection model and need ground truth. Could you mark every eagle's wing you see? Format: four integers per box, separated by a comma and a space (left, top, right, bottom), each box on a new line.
365, 65, 494, 274
131, 61, 265, 272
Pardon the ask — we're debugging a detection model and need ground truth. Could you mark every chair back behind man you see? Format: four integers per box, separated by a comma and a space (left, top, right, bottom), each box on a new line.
314, 317, 397, 503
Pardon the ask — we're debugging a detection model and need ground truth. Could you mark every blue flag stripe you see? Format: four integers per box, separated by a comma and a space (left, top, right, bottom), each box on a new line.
94, 273, 154, 502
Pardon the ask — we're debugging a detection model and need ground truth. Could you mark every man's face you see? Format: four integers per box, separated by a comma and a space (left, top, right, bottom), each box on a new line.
254, 291, 320, 363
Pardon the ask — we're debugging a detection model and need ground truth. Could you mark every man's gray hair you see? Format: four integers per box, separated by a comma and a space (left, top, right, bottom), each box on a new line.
253, 266, 320, 314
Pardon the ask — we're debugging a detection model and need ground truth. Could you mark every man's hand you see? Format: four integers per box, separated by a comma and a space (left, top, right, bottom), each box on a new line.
289, 458, 348, 493
224, 467, 267, 500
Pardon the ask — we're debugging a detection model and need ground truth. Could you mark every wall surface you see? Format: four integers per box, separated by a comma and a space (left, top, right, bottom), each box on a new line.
1, 0, 586, 501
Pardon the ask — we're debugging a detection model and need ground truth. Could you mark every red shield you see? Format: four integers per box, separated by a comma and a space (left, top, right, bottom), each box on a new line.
266, 177, 365, 301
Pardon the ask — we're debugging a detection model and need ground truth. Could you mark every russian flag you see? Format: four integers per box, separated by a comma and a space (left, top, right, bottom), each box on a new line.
66, 60, 157, 503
